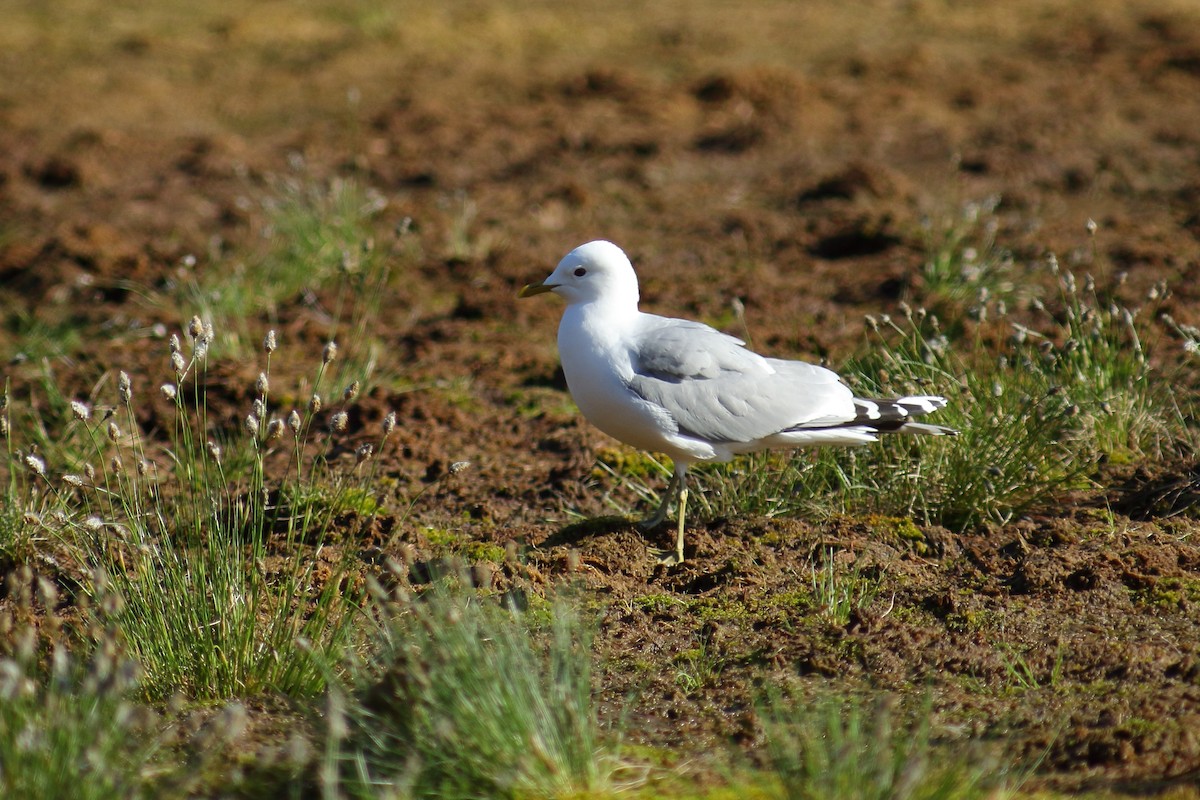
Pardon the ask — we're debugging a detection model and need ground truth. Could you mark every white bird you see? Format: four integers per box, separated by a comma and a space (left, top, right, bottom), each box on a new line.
520, 240, 956, 564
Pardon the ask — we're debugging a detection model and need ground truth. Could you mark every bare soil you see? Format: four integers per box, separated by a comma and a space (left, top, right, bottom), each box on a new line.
3, 1, 1200, 794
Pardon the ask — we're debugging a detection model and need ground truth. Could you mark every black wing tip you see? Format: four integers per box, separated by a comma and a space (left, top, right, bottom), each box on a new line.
851, 395, 954, 434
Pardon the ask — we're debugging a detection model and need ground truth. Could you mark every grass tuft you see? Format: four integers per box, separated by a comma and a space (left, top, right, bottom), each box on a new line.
333, 577, 627, 799
759, 691, 1011, 800
1, 321, 387, 702
0, 570, 163, 800
668, 209, 1195, 532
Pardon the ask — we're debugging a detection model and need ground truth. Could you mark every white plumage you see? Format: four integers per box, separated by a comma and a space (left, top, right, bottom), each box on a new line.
520, 240, 956, 563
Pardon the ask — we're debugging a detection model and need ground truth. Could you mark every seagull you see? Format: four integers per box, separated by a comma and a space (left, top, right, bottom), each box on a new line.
520, 240, 956, 564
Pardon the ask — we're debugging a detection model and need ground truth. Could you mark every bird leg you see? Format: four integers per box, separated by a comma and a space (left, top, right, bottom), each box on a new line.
638, 463, 689, 565
637, 463, 684, 530
665, 483, 688, 565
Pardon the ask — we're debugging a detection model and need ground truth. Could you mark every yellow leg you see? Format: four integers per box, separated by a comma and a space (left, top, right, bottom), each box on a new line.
673, 485, 688, 564
650, 467, 688, 566
638, 464, 683, 530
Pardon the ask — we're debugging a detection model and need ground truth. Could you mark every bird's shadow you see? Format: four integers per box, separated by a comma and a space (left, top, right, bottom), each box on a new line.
541, 515, 635, 549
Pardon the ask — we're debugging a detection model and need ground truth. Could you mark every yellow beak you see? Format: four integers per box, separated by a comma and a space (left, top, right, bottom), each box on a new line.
518, 280, 558, 298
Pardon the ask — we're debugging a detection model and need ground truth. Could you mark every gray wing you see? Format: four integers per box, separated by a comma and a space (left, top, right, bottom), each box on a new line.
627, 317, 854, 444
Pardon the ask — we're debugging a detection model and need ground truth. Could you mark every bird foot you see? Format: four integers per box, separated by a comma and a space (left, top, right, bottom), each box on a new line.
648, 546, 685, 566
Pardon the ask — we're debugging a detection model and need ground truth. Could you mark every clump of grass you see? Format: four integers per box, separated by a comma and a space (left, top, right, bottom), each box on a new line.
0, 386, 45, 567
442, 190, 502, 263
759, 691, 1010, 800
1, 308, 84, 364
179, 175, 397, 380
673, 629, 727, 693
0, 569, 163, 800
718, 258, 1187, 530
810, 249, 1189, 527
808, 305, 1088, 529
995, 643, 1065, 694
332, 575, 626, 799
1, 319, 395, 702
810, 549, 879, 626
1035, 258, 1179, 462
593, 446, 825, 526
86, 321, 390, 700
918, 196, 1013, 306
693, 451, 818, 522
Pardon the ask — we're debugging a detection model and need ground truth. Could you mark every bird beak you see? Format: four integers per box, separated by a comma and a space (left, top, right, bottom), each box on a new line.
518, 280, 558, 298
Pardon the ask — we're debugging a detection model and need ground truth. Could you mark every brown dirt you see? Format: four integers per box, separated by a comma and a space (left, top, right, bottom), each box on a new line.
3, 0, 1200, 794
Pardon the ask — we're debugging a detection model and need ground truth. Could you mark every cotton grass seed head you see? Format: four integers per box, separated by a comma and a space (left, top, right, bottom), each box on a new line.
382, 410, 396, 437
118, 371, 132, 404
24, 453, 45, 477
70, 400, 91, 421
288, 409, 302, 435
256, 372, 269, 396
194, 333, 211, 362
245, 414, 259, 437
330, 411, 348, 433
343, 380, 360, 402
253, 399, 266, 420
207, 441, 222, 463
63, 474, 84, 488
266, 418, 284, 442
171, 351, 186, 376
355, 442, 373, 464
309, 393, 322, 414
323, 341, 338, 365
169, 334, 181, 354
107, 421, 121, 442
160, 383, 177, 400
188, 315, 204, 339
264, 329, 277, 354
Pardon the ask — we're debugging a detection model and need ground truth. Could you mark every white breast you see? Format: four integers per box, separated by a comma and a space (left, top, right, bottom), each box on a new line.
557, 306, 714, 462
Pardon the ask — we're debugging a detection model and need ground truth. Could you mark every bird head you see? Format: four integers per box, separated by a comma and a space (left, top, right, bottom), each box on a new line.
519, 240, 640, 308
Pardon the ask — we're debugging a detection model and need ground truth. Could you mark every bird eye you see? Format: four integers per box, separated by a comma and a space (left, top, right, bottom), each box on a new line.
573, 267, 587, 277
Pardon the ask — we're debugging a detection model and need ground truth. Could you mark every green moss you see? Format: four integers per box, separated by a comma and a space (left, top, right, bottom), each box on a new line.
1101, 449, 1138, 466
420, 528, 506, 564
686, 596, 751, 624
1132, 577, 1200, 609
885, 604, 936, 626
463, 540, 506, 563
945, 608, 994, 634
634, 594, 686, 614
282, 483, 381, 519
338, 487, 381, 515
863, 514, 928, 554
1120, 716, 1161, 738
758, 592, 816, 618
757, 528, 790, 547
422, 526, 461, 549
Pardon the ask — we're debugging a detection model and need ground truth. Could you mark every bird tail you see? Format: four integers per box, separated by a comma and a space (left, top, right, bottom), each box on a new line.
851, 395, 958, 436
